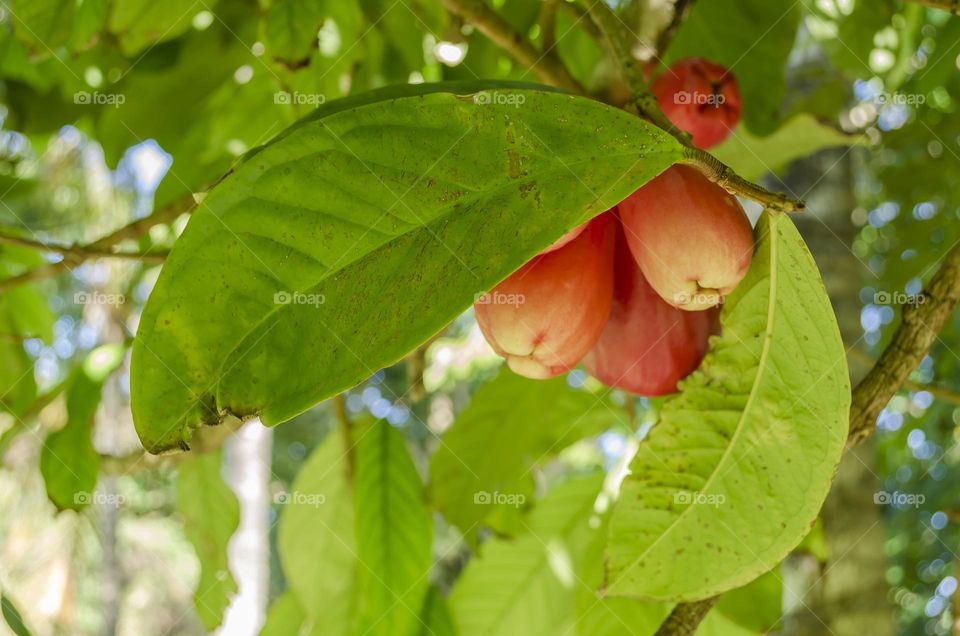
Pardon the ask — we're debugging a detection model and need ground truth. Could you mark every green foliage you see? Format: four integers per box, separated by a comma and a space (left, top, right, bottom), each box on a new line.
605, 213, 850, 601
1, 593, 32, 636
39, 344, 124, 511
130, 81, 683, 453
259, 592, 307, 636
278, 431, 357, 636
449, 472, 606, 635
666, 0, 801, 135
430, 370, 612, 541
177, 449, 240, 631
353, 420, 432, 636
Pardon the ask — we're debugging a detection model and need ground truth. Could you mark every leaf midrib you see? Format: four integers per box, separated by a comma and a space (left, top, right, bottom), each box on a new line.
613, 213, 780, 585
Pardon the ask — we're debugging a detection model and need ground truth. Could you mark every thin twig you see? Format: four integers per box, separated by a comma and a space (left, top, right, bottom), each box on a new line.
0, 229, 168, 263
442, 0, 585, 94
539, 0, 558, 52
680, 149, 804, 214
655, 597, 719, 636
907, 0, 959, 14
847, 242, 960, 447
653, 0, 696, 60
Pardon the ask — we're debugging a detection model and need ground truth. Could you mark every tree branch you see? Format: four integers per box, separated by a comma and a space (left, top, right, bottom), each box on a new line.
906, 0, 959, 14
0, 228, 168, 263
653, 0, 697, 59
442, 0, 585, 94
655, 597, 719, 636
583, 1, 803, 214
847, 242, 960, 447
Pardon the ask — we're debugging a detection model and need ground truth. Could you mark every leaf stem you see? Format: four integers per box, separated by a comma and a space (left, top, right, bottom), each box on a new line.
680, 149, 804, 214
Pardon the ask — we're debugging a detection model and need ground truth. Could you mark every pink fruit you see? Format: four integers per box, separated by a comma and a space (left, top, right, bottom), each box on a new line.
619, 164, 754, 311
652, 57, 742, 149
540, 222, 587, 254
583, 225, 717, 396
475, 213, 615, 379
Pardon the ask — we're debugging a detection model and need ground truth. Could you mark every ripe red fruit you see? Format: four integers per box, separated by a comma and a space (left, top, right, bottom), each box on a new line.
583, 226, 717, 396
652, 57, 741, 149
475, 213, 616, 379
619, 165, 754, 311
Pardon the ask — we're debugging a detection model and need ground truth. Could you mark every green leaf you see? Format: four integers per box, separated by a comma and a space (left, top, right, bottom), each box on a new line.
714, 568, 782, 632
666, 0, 801, 135
605, 212, 850, 601
1, 593, 32, 636
354, 420, 433, 636
711, 114, 865, 181
39, 344, 124, 511
450, 473, 606, 636
260, 592, 307, 636
107, 0, 206, 55
430, 370, 612, 540
130, 81, 683, 453
417, 587, 457, 636
264, 0, 363, 64
278, 431, 357, 636
8, 0, 108, 54
177, 449, 240, 631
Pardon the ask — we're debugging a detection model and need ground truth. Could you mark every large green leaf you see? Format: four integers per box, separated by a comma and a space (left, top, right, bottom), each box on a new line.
278, 432, 357, 636
39, 344, 125, 511
450, 473, 606, 636
177, 450, 240, 631
666, 0, 801, 135
604, 212, 849, 601
430, 370, 612, 541
354, 421, 432, 636
130, 81, 683, 453
260, 592, 307, 636
1, 593, 32, 636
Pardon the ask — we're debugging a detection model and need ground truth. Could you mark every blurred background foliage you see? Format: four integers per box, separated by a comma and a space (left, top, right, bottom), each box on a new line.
0, 0, 958, 634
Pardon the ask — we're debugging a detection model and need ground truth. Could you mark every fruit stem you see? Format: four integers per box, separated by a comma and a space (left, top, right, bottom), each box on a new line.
681, 147, 804, 214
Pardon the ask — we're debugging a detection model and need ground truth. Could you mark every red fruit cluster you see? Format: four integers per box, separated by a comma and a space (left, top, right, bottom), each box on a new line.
475, 166, 754, 396
652, 58, 741, 149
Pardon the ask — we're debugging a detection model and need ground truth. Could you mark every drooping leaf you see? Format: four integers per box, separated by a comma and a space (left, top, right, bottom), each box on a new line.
450, 473, 606, 636
430, 370, 612, 541
605, 212, 850, 601
39, 344, 125, 511
177, 449, 240, 631
1, 593, 32, 636
712, 114, 865, 181
278, 431, 357, 636
354, 420, 432, 636
130, 81, 683, 453
666, 0, 801, 135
